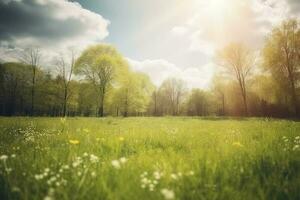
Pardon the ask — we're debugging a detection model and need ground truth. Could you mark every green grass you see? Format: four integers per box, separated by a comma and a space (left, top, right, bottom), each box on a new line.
0, 117, 299, 200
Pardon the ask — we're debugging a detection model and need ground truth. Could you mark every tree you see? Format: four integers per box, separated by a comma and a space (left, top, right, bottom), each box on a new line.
159, 78, 186, 115
19, 47, 41, 116
263, 19, 300, 116
186, 89, 211, 116
151, 89, 159, 116
110, 72, 154, 117
211, 75, 227, 115
0, 63, 31, 115
75, 44, 128, 117
56, 50, 76, 116
216, 43, 254, 116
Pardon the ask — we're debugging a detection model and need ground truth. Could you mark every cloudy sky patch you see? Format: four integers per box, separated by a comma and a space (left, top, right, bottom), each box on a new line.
0, 0, 299, 88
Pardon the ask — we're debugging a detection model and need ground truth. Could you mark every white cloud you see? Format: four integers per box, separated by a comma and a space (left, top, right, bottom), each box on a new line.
127, 58, 215, 89
171, 0, 295, 55
0, 0, 109, 63
171, 26, 188, 36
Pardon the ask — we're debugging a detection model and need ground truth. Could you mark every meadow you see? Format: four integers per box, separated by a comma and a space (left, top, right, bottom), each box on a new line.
0, 117, 299, 200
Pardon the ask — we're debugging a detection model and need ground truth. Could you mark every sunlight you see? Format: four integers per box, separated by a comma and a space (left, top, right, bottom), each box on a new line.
208, 0, 229, 20
1, 0, 300, 199
192, 0, 239, 24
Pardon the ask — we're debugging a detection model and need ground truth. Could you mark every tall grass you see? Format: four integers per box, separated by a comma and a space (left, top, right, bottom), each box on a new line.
0, 117, 299, 200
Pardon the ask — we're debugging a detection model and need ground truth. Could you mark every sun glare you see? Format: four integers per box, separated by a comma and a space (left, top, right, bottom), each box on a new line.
207, 0, 231, 22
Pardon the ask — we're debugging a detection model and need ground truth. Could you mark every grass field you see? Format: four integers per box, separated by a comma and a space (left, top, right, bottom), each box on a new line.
0, 117, 300, 200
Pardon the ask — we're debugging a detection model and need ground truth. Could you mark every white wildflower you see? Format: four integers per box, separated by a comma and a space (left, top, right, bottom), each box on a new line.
149, 183, 154, 191
48, 188, 55, 195
43, 172, 48, 177
35, 174, 44, 180
293, 144, 299, 151
0, 155, 8, 161
170, 173, 178, 180
90, 154, 99, 163
43, 196, 53, 200
119, 157, 127, 164
72, 160, 81, 168
111, 160, 121, 169
188, 170, 195, 176
83, 152, 88, 157
91, 171, 96, 177
6, 168, 12, 173
153, 171, 161, 180
161, 188, 175, 200
63, 165, 69, 170
141, 177, 149, 184
284, 138, 289, 142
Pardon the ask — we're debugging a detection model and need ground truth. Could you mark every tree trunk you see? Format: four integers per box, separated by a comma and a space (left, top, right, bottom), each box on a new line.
98, 87, 105, 117
238, 79, 248, 116
124, 97, 128, 117
242, 92, 248, 116
98, 104, 104, 117
63, 86, 67, 117
31, 68, 36, 116
98, 98, 104, 117
221, 93, 225, 116
153, 92, 157, 116
290, 79, 299, 116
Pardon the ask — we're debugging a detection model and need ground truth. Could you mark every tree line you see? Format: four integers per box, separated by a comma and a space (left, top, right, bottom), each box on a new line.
0, 19, 299, 118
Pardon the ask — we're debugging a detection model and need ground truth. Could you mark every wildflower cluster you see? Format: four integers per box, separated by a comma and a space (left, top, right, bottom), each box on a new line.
293, 136, 300, 151
161, 188, 175, 200
140, 171, 163, 191
43, 187, 55, 200
0, 154, 15, 174
34, 167, 67, 187
282, 136, 300, 151
111, 157, 127, 169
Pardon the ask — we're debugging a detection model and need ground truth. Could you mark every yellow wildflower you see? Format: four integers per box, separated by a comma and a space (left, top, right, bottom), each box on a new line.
69, 140, 80, 145
119, 137, 124, 141
83, 128, 90, 133
232, 141, 244, 148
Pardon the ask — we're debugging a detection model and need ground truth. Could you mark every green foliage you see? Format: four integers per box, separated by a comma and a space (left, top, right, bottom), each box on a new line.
74, 44, 129, 82
109, 72, 155, 116
0, 117, 299, 199
74, 44, 130, 117
262, 19, 300, 115
186, 89, 213, 116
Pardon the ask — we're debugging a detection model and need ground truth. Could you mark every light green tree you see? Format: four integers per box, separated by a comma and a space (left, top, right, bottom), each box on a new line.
263, 19, 300, 116
158, 78, 186, 115
74, 44, 128, 117
216, 43, 254, 116
110, 72, 154, 117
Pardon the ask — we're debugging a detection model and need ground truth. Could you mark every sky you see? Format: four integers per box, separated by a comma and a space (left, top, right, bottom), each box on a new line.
0, 0, 299, 88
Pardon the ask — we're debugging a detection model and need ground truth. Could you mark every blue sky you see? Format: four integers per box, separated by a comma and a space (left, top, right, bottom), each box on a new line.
74, 0, 209, 67
0, 0, 299, 88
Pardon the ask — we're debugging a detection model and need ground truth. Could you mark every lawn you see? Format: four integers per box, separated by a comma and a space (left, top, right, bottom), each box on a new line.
0, 117, 299, 200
